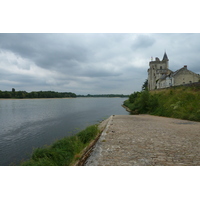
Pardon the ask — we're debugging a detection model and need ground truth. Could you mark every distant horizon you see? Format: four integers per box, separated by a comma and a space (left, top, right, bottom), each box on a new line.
0, 88, 130, 96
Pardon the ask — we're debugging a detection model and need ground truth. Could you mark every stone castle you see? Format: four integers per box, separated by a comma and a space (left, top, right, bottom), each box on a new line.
148, 52, 200, 90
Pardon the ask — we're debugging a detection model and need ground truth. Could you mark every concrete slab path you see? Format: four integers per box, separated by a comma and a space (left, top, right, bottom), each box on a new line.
84, 115, 200, 166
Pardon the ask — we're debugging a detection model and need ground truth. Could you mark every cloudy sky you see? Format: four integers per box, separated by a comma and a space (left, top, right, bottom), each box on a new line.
0, 33, 200, 95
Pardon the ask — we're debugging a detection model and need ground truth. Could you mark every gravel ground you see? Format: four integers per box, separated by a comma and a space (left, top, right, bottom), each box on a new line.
84, 115, 200, 166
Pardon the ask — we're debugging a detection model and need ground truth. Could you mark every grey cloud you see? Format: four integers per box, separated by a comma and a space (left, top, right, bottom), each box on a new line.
78, 65, 122, 78
132, 34, 155, 50
0, 34, 89, 70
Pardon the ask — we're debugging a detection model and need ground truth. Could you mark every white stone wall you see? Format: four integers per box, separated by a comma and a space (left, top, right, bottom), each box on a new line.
165, 77, 172, 87
174, 69, 200, 86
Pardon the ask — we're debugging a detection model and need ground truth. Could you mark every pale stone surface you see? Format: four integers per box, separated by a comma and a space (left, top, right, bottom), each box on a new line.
85, 115, 200, 166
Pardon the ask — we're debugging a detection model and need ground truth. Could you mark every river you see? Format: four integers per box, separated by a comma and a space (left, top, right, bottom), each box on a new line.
0, 97, 128, 165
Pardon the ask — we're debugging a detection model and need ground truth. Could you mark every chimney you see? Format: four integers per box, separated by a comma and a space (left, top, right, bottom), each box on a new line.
155, 57, 160, 61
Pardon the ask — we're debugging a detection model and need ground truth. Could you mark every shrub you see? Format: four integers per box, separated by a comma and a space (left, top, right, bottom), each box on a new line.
124, 86, 200, 122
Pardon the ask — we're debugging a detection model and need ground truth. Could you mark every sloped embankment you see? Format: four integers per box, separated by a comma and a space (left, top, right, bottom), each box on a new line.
124, 86, 200, 121
21, 124, 101, 166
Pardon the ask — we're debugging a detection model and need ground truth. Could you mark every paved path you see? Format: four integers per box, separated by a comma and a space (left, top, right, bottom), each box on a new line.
85, 115, 200, 166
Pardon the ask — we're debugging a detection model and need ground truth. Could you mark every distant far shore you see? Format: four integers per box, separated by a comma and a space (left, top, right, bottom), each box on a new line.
0, 97, 128, 100
0, 97, 75, 100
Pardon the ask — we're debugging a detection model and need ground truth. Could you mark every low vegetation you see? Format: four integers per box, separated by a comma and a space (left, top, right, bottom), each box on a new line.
21, 125, 99, 166
77, 94, 129, 97
124, 85, 200, 121
0, 88, 76, 98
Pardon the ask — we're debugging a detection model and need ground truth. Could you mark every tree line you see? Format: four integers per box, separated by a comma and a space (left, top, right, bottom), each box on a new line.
77, 94, 129, 98
0, 89, 76, 99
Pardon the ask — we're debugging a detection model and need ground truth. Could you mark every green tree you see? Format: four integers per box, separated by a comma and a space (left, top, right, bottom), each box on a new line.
12, 88, 16, 98
129, 92, 140, 103
142, 79, 148, 91
4, 91, 12, 98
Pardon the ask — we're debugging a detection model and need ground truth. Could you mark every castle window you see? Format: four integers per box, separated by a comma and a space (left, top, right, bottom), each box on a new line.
160, 66, 162, 69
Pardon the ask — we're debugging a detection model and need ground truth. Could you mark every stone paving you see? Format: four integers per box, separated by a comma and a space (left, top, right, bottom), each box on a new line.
84, 115, 200, 166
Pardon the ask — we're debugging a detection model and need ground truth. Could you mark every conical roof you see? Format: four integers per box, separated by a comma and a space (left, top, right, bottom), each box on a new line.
162, 52, 169, 61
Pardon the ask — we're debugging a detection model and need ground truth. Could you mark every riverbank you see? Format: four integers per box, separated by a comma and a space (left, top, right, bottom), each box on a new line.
75, 117, 111, 165
121, 104, 131, 112
21, 124, 101, 166
20, 116, 112, 166
85, 115, 200, 166
20, 113, 200, 166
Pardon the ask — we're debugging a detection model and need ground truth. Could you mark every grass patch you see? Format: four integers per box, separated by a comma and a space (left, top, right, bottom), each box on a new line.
21, 125, 99, 166
124, 86, 200, 122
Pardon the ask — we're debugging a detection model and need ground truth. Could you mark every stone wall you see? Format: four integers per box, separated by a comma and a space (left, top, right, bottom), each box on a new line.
174, 69, 200, 86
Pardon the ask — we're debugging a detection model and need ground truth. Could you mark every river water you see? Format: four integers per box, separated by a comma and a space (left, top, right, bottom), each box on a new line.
0, 97, 128, 165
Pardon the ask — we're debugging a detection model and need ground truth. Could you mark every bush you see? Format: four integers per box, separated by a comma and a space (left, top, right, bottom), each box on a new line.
129, 92, 140, 103
138, 90, 149, 113
124, 86, 200, 122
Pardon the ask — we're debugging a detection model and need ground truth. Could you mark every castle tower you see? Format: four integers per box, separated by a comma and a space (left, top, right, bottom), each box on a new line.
162, 52, 169, 68
148, 52, 170, 90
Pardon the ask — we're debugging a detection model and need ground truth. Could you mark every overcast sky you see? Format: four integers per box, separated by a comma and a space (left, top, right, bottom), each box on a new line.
0, 33, 200, 94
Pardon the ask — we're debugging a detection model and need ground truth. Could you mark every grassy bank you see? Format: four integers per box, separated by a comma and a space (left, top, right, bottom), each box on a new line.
21, 125, 100, 166
124, 85, 200, 121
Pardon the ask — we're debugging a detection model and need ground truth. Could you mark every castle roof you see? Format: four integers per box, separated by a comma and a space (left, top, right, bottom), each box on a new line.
162, 52, 169, 61
172, 67, 185, 76
172, 65, 200, 77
